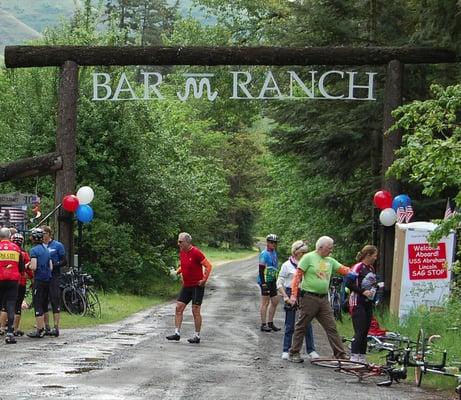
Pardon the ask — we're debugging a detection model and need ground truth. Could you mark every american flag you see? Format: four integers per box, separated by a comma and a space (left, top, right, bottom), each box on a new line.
397, 206, 406, 224
404, 205, 414, 223
444, 199, 453, 220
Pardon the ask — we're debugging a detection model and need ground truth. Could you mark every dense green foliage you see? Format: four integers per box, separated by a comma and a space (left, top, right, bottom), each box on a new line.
1, 0, 461, 292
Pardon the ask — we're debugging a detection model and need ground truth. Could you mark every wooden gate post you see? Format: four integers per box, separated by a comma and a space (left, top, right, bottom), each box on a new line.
380, 59, 403, 292
55, 60, 78, 268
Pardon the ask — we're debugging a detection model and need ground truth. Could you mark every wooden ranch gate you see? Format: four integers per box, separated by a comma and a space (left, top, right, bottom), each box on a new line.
1, 45, 458, 286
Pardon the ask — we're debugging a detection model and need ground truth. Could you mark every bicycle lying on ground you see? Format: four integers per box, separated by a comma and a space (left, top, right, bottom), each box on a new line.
411, 328, 461, 399
60, 268, 101, 318
311, 345, 416, 387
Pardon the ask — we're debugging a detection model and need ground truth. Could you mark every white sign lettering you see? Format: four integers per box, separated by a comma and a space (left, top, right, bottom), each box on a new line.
92, 69, 377, 101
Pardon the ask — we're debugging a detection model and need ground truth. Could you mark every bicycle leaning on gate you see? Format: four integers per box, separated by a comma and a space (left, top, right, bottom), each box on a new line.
60, 268, 101, 318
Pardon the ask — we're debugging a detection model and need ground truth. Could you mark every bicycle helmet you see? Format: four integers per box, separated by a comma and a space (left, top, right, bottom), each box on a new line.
30, 228, 44, 242
11, 233, 24, 247
266, 233, 278, 243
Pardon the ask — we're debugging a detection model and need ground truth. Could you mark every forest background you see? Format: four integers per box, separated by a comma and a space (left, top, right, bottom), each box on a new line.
0, 0, 460, 295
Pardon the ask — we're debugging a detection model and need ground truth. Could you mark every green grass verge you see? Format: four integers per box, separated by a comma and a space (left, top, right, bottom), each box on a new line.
17, 292, 164, 331
337, 301, 461, 394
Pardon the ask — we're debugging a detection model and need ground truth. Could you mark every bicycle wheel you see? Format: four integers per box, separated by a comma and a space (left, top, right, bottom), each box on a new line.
85, 288, 101, 318
414, 328, 426, 386
329, 289, 342, 322
62, 287, 86, 316
311, 358, 367, 370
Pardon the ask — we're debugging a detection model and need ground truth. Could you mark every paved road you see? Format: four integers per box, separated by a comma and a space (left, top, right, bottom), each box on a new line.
0, 255, 451, 399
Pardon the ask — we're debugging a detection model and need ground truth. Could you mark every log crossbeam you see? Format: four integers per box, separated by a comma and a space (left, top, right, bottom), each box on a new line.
0, 152, 62, 182
4, 45, 458, 68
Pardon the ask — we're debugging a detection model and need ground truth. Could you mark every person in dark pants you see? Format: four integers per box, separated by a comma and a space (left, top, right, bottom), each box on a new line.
27, 228, 53, 339
258, 234, 280, 332
345, 245, 379, 364
288, 236, 356, 363
10, 233, 32, 336
277, 240, 318, 360
41, 225, 67, 337
0, 227, 23, 344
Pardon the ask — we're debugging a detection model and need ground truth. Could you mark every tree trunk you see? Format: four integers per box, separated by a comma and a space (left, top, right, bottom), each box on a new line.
5, 46, 457, 68
380, 60, 403, 295
0, 153, 62, 182
55, 61, 78, 271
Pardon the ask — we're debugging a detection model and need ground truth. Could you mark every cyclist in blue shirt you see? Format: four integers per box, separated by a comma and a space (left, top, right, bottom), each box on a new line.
258, 234, 281, 332
41, 225, 67, 337
27, 228, 53, 339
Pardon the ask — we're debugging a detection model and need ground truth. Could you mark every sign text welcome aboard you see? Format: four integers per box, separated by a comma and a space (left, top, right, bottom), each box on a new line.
92, 70, 377, 102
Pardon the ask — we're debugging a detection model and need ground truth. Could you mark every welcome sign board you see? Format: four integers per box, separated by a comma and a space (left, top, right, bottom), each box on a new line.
390, 222, 455, 319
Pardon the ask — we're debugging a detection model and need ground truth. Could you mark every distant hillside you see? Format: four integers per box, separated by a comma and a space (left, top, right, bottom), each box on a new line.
0, 0, 213, 59
0, 0, 78, 33
0, 9, 42, 54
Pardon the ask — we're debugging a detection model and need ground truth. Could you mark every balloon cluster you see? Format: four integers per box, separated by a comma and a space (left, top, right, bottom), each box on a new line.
373, 190, 412, 226
62, 186, 95, 223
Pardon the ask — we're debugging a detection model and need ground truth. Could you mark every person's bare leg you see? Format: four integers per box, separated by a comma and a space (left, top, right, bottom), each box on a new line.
260, 296, 270, 324
268, 296, 280, 322
191, 305, 202, 333
174, 301, 186, 330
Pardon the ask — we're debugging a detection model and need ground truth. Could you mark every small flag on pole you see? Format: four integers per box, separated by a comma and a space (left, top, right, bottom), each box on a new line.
444, 199, 453, 220
404, 205, 414, 223
397, 206, 406, 223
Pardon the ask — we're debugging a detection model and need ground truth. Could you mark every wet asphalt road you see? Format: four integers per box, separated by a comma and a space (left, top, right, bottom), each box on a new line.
0, 255, 452, 399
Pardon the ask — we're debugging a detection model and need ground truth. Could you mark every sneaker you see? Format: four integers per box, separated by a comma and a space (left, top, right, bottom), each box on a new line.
187, 336, 200, 344
13, 330, 24, 337
44, 328, 52, 336
27, 329, 45, 339
260, 324, 272, 332
350, 353, 360, 362
5, 333, 16, 344
281, 352, 290, 360
289, 353, 304, 363
358, 354, 368, 364
50, 328, 60, 337
166, 333, 180, 341
307, 351, 320, 360
268, 323, 281, 332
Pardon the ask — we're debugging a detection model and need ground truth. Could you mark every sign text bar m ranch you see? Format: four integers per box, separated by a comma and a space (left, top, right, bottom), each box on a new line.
92, 70, 377, 102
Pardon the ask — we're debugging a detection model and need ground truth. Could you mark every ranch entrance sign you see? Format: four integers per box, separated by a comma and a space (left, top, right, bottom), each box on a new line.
92, 70, 377, 101
2, 45, 458, 286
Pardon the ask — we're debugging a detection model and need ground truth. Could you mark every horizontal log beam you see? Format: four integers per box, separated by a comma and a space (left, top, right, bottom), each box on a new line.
0, 152, 62, 182
4, 46, 458, 68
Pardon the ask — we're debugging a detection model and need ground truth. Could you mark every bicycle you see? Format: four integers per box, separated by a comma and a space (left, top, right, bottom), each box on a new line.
329, 276, 343, 322
60, 269, 101, 318
310, 348, 410, 386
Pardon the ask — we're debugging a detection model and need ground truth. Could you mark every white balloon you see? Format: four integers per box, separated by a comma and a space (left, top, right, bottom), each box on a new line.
76, 186, 94, 205
379, 207, 397, 226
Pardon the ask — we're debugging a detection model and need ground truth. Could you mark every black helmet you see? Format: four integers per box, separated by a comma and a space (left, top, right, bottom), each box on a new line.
11, 233, 24, 247
266, 233, 278, 243
30, 228, 44, 242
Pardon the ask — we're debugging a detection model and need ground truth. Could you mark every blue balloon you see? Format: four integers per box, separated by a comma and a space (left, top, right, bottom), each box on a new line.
392, 194, 411, 210
76, 204, 94, 223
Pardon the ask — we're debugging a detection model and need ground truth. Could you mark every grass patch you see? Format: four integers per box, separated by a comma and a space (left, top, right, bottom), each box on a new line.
17, 292, 164, 331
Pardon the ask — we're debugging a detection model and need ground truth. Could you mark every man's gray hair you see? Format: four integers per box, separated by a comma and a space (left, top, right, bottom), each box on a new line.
178, 232, 192, 243
0, 227, 11, 239
315, 236, 334, 251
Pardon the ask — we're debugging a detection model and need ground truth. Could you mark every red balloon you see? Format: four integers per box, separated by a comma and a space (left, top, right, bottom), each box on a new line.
373, 190, 392, 209
62, 194, 80, 212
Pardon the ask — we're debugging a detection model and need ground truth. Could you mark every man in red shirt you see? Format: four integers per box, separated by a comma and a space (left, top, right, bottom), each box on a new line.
0, 227, 23, 344
166, 232, 212, 344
